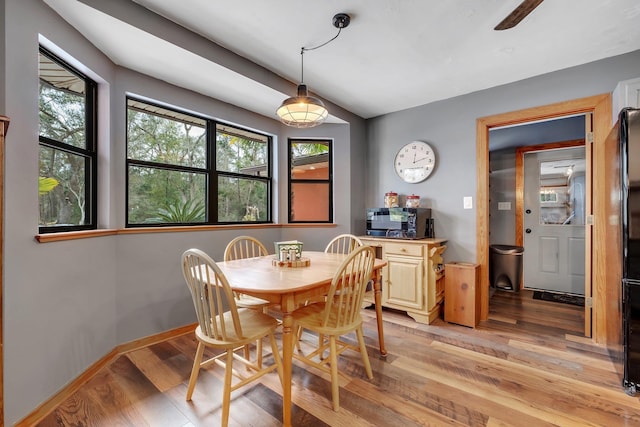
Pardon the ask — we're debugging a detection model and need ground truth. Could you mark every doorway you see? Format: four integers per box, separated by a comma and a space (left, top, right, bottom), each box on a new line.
476, 93, 612, 344
523, 147, 586, 295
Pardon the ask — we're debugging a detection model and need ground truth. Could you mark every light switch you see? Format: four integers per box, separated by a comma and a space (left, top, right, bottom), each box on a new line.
498, 202, 511, 211
463, 196, 473, 209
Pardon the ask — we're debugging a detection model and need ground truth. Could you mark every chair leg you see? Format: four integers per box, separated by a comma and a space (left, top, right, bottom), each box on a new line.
294, 325, 302, 352
221, 350, 234, 427
257, 338, 263, 368
356, 326, 373, 379
269, 332, 285, 388
319, 333, 326, 360
186, 341, 205, 400
329, 336, 340, 411
243, 343, 251, 367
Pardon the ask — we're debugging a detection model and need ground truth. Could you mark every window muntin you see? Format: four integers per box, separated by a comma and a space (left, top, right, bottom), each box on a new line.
38, 47, 97, 232
288, 139, 332, 223
126, 99, 271, 226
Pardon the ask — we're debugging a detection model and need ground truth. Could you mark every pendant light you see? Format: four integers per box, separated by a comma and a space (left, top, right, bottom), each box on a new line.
277, 13, 351, 128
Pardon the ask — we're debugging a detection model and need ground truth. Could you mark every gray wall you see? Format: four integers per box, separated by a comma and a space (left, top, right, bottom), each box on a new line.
2, 0, 366, 424
489, 149, 517, 245
366, 49, 640, 264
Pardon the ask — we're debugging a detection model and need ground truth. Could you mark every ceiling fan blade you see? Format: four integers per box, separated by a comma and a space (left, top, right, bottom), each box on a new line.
494, 0, 544, 31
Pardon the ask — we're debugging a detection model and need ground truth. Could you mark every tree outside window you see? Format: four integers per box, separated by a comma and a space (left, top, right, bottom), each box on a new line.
126, 99, 271, 226
38, 47, 97, 232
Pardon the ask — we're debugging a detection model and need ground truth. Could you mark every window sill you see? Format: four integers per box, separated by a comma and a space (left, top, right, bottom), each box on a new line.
35, 223, 337, 243
36, 229, 118, 243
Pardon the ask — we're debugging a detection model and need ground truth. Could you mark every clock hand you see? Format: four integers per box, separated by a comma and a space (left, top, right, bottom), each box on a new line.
414, 157, 430, 163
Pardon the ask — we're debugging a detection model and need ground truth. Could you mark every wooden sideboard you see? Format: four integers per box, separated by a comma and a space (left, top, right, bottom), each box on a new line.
360, 236, 447, 324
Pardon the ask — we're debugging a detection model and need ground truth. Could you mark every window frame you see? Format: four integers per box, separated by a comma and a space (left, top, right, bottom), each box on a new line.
288, 138, 333, 223
125, 97, 272, 227
38, 46, 98, 234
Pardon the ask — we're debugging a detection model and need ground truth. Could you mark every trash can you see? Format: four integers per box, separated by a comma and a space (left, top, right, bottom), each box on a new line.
489, 244, 524, 292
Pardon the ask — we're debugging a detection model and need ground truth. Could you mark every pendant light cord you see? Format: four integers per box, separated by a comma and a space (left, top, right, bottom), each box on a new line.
299, 27, 343, 84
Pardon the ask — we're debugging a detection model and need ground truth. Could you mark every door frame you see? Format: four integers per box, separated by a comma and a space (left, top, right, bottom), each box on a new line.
476, 93, 611, 344
1, 116, 10, 427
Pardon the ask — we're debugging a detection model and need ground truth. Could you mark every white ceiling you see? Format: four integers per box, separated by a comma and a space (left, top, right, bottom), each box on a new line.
44, 0, 640, 122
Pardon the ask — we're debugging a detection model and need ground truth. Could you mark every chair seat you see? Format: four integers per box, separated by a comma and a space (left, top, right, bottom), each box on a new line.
293, 301, 362, 336
234, 294, 272, 309
196, 308, 280, 347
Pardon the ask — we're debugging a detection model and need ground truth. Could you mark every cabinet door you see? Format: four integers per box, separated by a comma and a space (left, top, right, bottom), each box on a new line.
384, 254, 424, 310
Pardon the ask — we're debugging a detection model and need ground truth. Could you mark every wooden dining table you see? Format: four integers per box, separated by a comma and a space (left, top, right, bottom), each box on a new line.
216, 250, 387, 427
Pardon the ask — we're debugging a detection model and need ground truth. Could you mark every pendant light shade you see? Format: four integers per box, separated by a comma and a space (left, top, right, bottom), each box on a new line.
276, 13, 350, 129
276, 84, 328, 128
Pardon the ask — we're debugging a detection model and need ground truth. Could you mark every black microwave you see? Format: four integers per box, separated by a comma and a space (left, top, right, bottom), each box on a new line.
366, 208, 433, 239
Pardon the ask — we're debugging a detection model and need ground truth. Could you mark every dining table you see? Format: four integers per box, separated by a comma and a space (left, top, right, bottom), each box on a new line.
216, 250, 387, 427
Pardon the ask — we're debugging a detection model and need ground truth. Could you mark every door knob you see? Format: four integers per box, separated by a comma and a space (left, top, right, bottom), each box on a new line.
525, 228, 532, 234
525, 209, 532, 214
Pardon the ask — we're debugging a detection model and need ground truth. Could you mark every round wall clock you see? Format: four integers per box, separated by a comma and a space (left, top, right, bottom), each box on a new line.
394, 141, 436, 183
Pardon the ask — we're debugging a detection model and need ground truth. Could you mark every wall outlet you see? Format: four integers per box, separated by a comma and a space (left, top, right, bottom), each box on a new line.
463, 196, 473, 209
498, 202, 511, 211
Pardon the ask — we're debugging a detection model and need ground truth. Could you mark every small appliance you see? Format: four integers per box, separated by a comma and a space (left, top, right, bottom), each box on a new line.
366, 207, 433, 239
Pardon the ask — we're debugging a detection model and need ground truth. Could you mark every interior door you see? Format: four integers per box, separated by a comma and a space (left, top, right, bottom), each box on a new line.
523, 147, 586, 294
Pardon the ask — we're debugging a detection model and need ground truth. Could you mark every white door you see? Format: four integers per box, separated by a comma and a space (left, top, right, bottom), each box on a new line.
523, 147, 586, 295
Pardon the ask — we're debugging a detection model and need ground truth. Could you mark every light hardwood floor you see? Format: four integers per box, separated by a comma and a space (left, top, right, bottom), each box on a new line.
35, 290, 640, 426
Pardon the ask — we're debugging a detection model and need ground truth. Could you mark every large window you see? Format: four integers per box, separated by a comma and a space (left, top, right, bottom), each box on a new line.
126, 99, 271, 226
288, 139, 333, 223
38, 47, 97, 233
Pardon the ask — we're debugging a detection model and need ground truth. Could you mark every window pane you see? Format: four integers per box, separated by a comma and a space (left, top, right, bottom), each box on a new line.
218, 176, 268, 222
216, 125, 268, 176
38, 52, 86, 148
39, 146, 87, 226
290, 141, 330, 180
127, 101, 207, 168
291, 182, 330, 222
128, 165, 206, 224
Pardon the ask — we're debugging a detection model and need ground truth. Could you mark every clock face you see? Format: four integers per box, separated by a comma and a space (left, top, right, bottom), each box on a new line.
394, 141, 436, 183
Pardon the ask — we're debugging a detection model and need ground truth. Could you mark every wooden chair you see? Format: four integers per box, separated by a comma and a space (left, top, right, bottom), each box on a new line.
324, 233, 363, 255
292, 245, 376, 411
305, 233, 365, 351
224, 235, 277, 366
181, 248, 283, 427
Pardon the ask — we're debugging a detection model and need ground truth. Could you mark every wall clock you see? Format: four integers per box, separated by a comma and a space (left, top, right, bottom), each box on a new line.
394, 141, 436, 183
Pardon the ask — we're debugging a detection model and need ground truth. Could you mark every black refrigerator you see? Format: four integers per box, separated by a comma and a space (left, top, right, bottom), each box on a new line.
621, 107, 640, 395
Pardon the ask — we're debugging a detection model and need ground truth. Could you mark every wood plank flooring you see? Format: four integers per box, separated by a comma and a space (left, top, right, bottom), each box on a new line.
35, 290, 640, 426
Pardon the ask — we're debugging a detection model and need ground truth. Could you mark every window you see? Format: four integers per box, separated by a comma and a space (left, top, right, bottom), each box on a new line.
38, 47, 97, 233
288, 139, 333, 222
126, 99, 271, 226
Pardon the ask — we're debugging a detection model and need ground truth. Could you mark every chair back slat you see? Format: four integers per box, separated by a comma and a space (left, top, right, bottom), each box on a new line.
182, 249, 245, 341
324, 234, 363, 255
323, 246, 375, 328
224, 236, 269, 261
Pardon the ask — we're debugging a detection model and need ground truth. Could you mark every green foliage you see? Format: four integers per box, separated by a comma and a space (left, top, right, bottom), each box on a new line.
38, 176, 59, 196
291, 141, 329, 158
152, 199, 206, 223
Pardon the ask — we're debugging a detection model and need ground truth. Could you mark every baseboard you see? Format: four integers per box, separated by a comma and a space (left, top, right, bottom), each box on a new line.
15, 322, 197, 427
